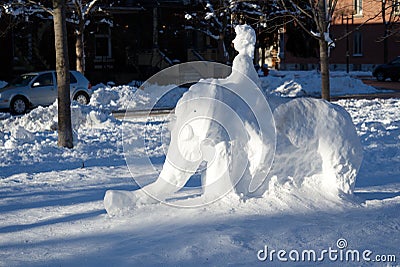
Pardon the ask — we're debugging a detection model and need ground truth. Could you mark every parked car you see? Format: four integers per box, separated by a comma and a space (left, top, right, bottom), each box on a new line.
0, 70, 92, 115
372, 56, 400, 82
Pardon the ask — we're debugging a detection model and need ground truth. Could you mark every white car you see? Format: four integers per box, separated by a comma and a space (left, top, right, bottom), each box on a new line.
0, 70, 92, 114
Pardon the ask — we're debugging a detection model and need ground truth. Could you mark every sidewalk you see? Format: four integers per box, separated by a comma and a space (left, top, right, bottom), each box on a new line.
332, 91, 400, 101
361, 77, 400, 91
331, 76, 400, 100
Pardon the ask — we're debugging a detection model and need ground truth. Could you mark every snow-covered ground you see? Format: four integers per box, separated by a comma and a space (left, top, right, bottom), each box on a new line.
0, 72, 399, 266
261, 70, 385, 97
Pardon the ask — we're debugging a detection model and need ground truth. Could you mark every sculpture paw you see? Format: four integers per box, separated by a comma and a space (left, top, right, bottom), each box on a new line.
104, 190, 139, 216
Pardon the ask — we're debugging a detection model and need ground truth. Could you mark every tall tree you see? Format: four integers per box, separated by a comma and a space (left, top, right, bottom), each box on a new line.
0, 0, 106, 74
378, 0, 400, 63
277, 0, 337, 101
184, 0, 273, 63
53, 0, 73, 148
69, 0, 102, 74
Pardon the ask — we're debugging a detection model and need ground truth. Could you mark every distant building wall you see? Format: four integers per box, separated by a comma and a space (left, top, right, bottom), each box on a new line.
279, 0, 400, 71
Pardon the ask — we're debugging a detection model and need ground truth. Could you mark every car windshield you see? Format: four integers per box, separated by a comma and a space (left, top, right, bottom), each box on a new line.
7, 74, 37, 87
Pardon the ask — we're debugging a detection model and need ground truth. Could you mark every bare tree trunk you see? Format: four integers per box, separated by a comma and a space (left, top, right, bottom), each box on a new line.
75, 22, 85, 74
153, 7, 158, 47
317, 0, 330, 101
383, 29, 388, 63
53, 0, 73, 148
319, 38, 330, 101
217, 32, 228, 63
382, 1, 388, 63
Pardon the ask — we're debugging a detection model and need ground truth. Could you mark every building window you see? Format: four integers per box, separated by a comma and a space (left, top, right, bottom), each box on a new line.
354, 0, 362, 15
353, 31, 363, 56
95, 37, 110, 57
95, 25, 112, 59
394, 0, 400, 15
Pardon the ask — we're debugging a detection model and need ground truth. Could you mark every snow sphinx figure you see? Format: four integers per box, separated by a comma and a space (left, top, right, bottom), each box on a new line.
104, 25, 363, 215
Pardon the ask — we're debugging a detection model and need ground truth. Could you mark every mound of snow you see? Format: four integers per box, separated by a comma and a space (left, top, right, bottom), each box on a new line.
270, 96, 363, 195
3, 125, 35, 149
89, 85, 144, 111
90, 83, 186, 111
261, 70, 380, 97
0, 100, 118, 151
1, 104, 59, 132
0, 112, 10, 120
71, 103, 118, 129
0, 100, 117, 133
274, 80, 307, 97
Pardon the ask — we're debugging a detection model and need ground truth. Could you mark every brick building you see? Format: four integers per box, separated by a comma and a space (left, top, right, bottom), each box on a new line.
0, 0, 229, 84
279, 0, 400, 72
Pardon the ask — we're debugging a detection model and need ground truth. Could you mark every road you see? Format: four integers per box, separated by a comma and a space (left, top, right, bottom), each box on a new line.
361, 78, 400, 91
112, 108, 174, 119
330, 77, 400, 101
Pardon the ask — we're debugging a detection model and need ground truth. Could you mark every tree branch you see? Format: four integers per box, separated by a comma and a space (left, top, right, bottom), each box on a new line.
27, 0, 53, 15
83, 0, 99, 17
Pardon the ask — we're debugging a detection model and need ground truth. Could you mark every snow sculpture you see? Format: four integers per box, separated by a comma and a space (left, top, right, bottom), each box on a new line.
104, 25, 363, 216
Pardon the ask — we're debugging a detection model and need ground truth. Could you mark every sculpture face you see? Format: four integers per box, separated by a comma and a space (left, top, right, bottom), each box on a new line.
232, 24, 256, 58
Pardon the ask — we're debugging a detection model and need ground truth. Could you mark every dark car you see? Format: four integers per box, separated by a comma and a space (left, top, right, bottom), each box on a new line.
372, 56, 400, 82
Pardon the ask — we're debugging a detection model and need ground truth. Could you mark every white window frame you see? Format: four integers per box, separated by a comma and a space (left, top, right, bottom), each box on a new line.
354, 0, 363, 16
394, 0, 400, 15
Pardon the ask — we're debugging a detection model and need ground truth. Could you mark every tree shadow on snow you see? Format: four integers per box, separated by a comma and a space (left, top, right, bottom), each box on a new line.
0, 182, 138, 215
0, 209, 105, 234
2, 204, 399, 267
0, 157, 128, 179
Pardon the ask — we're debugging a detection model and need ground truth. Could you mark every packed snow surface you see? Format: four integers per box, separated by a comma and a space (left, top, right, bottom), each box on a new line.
0, 95, 399, 266
1, 25, 398, 266
261, 70, 383, 97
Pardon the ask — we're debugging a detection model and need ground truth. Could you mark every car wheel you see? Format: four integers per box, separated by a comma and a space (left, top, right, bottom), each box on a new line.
376, 71, 386, 81
74, 92, 90, 105
10, 96, 28, 115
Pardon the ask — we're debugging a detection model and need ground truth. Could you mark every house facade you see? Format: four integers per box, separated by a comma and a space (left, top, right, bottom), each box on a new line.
0, 0, 231, 84
279, 0, 400, 72
2, 0, 396, 84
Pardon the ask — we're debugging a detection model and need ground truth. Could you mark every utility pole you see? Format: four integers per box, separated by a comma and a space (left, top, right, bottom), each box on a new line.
342, 14, 353, 73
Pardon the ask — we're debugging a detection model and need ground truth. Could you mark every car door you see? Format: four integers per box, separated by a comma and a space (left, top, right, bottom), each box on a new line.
69, 72, 78, 98
29, 73, 57, 106
387, 57, 400, 79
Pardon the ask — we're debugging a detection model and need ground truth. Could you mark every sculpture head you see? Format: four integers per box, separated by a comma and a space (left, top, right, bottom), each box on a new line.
232, 24, 256, 59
